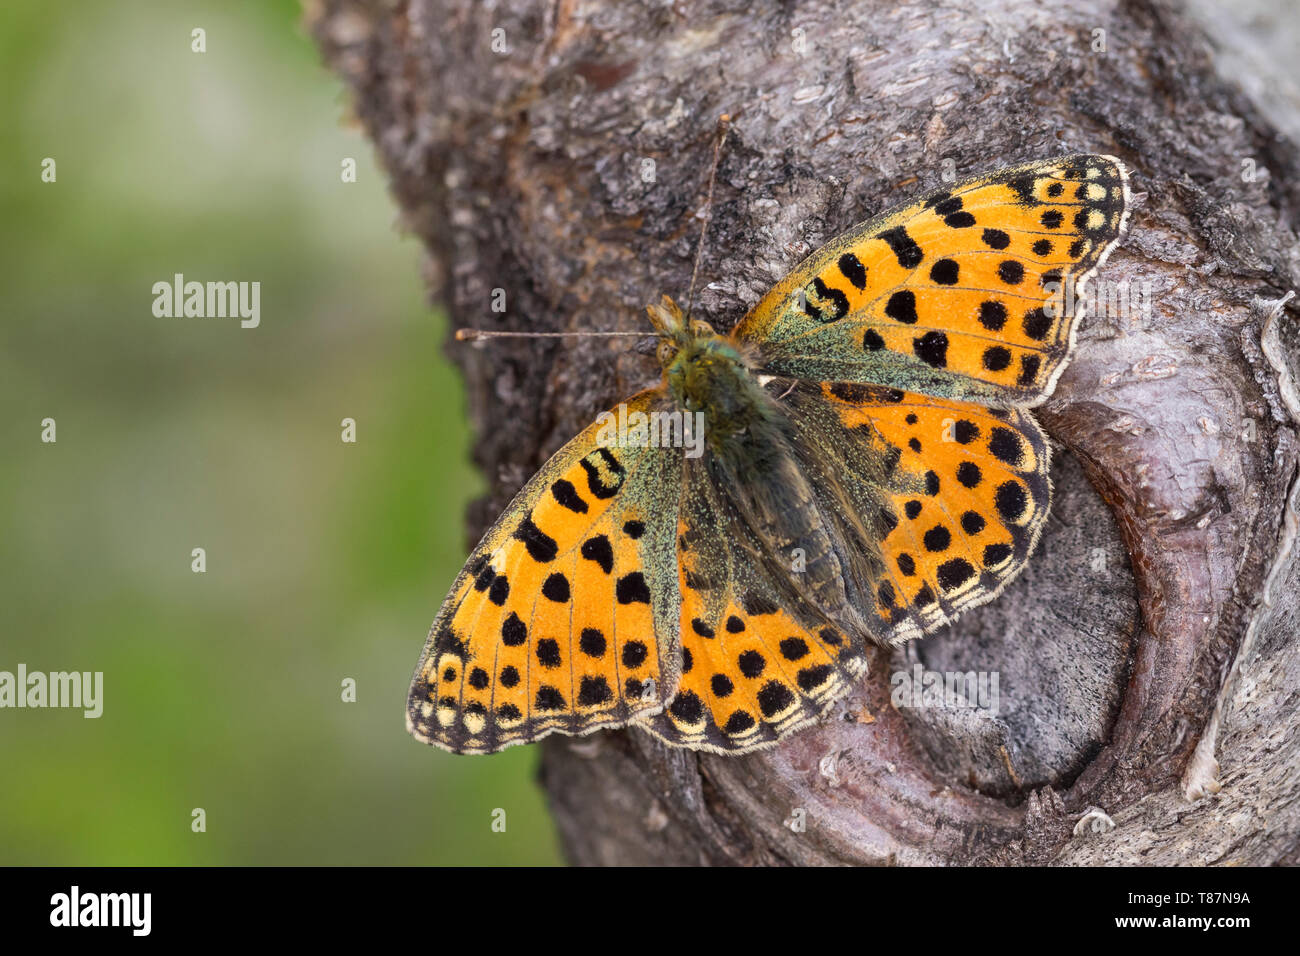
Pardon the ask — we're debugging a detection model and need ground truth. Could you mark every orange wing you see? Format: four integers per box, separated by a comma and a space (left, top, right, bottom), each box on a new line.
637, 460, 868, 753
733, 155, 1130, 406
778, 381, 1052, 644
407, 390, 685, 754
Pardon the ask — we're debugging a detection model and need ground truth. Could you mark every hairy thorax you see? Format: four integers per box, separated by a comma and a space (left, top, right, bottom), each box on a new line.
664, 335, 775, 459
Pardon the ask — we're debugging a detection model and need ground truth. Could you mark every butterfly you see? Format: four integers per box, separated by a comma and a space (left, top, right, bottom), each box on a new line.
407, 154, 1131, 755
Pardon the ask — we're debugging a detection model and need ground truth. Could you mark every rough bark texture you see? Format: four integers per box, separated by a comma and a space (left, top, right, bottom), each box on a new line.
312, 0, 1300, 864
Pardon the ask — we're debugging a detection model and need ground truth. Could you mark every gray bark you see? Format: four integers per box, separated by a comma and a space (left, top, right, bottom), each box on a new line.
313, 0, 1300, 864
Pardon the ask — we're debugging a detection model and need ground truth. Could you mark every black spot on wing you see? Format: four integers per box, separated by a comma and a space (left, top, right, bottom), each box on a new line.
982, 228, 1011, 250
498, 702, 521, 721
668, 690, 705, 723
536, 638, 562, 668
982, 346, 1012, 371
501, 612, 527, 646
432, 624, 469, 661
579, 448, 625, 499
797, 665, 833, 692
1018, 354, 1041, 386
837, 252, 867, 290
1023, 308, 1052, 341
580, 534, 614, 574
913, 331, 948, 368
978, 300, 1007, 331
997, 260, 1024, 285
812, 277, 849, 321
615, 572, 651, 604
541, 572, 570, 602
622, 641, 648, 668
578, 676, 613, 706
984, 543, 1013, 566
779, 638, 810, 661
828, 382, 885, 403
724, 710, 756, 734
738, 650, 765, 678
988, 427, 1026, 466
937, 558, 976, 591
929, 258, 959, 285
513, 514, 558, 562
995, 481, 1028, 521
551, 478, 588, 513
1006, 174, 1038, 205
757, 681, 795, 718
885, 290, 918, 324
579, 628, 606, 657
923, 525, 951, 552
877, 226, 923, 269
535, 685, 566, 711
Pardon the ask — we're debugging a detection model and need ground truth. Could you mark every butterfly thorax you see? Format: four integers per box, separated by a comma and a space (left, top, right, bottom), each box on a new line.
663, 332, 781, 458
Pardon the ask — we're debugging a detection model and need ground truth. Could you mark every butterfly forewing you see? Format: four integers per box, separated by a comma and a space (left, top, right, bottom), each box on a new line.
407, 390, 684, 754
733, 155, 1130, 406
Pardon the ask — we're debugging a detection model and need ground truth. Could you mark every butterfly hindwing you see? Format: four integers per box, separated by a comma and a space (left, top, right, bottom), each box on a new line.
733, 155, 1130, 405
780, 381, 1052, 644
638, 458, 868, 753
407, 390, 684, 754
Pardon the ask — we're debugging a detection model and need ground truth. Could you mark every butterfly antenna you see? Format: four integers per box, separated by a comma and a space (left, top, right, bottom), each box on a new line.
458, 114, 731, 343
455, 329, 644, 341
683, 113, 731, 323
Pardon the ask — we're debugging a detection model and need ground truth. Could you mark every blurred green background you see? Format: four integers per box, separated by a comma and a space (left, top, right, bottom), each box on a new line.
0, 0, 561, 864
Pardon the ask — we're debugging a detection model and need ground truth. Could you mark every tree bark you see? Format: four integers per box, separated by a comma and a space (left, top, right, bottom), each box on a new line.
312, 0, 1300, 865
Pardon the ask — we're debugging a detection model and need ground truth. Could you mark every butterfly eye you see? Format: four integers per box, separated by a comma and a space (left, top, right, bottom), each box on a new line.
689, 319, 714, 337
656, 340, 677, 366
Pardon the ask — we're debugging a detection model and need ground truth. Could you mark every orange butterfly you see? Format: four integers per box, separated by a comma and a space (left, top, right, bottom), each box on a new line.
408, 154, 1130, 754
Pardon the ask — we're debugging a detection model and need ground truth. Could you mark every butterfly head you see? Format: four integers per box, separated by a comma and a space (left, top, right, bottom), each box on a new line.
646, 295, 708, 353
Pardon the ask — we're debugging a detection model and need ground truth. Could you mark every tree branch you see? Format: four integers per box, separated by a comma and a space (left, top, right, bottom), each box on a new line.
313, 0, 1300, 864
